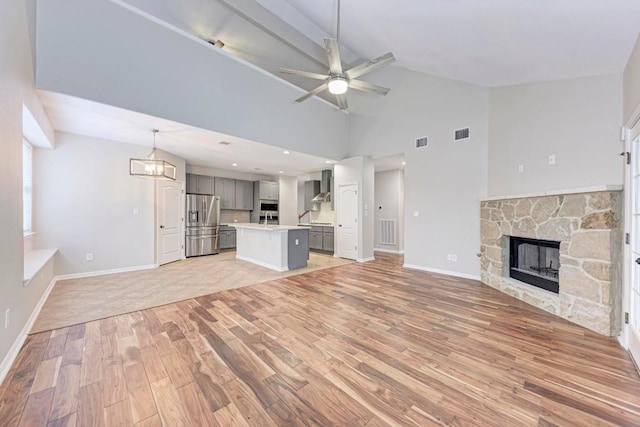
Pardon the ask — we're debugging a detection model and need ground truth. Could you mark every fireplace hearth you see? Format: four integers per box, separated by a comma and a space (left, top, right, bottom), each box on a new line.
509, 236, 560, 293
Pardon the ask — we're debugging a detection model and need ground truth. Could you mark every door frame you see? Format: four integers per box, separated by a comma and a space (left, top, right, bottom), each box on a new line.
156, 179, 185, 266
336, 182, 359, 260
622, 102, 640, 370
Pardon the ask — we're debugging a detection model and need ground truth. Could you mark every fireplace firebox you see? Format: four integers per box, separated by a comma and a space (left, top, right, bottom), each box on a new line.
509, 236, 560, 293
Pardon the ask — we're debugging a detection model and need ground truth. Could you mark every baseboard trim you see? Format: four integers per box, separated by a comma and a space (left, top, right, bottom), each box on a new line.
0, 276, 57, 385
374, 248, 404, 254
56, 264, 158, 281
403, 263, 481, 281
357, 257, 376, 263
235, 255, 288, 272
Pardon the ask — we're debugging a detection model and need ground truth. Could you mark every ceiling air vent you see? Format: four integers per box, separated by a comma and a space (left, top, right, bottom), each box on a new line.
454, 128, 470, 141
415, 136, 428, 148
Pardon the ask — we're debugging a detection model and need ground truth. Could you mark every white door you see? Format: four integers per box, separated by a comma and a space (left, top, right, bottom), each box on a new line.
157, 180, 183, 265
628, 132, 640, 366
337, 183, 358, 260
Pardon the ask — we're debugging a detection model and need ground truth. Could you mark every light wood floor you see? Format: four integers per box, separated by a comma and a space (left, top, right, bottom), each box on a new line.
3, 253, 640, 426
33, 251, 352, 333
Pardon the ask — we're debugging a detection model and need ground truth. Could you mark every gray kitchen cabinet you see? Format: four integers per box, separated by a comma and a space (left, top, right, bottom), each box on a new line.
215, 177, 236, 209
309, 226, 323, 250
234, 180, 254, 210
219, 226, 237, 250
258, 180, 279, 201
186, 174, 214, 195
322, 230, 334, 252
304, 180, 321, 211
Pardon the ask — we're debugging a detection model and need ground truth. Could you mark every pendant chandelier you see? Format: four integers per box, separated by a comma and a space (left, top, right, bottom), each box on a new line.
129, 129, 176, 180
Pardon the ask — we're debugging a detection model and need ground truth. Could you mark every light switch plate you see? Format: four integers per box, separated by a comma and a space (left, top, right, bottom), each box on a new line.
413, 211, 419, 217
548, 154, 556, 165
518, 164, 524, 173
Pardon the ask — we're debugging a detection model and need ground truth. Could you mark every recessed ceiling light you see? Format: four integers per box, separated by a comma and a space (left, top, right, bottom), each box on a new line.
283, 150, 290, 155
279, 171, 284, 174
219, 141, 231, 145
325, 160, 334, 164
402, 161, 406, 166
232, 163, 238, 167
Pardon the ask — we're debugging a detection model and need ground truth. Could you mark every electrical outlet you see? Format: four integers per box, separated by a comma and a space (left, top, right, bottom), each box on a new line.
86, 253, 94, 261
5, 309, 9, 329
413, 211, 419, 217
132, 208, 139, 215
518, 164, 524, 173
548, 154, 556, 165
295, 239, 299, 245
447, 254, 458, 262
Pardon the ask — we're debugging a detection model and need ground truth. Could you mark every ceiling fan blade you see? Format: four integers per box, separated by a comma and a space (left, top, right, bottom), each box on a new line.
336, 93, 348, 111
295, 81, 330, 103
348, 79, 391, 96
279, 68, 329, 81
324, 38, 343, 75
345, 52, 395, 80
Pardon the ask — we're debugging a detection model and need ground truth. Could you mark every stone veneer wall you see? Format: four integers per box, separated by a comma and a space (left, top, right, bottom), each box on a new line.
480, 191, 622, 336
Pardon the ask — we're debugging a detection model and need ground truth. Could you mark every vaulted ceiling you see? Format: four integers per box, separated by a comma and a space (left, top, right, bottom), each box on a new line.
38, 0, 640, 174
122, 0, 640, 88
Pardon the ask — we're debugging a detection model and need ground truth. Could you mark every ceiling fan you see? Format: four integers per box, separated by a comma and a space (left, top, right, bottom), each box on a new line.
279, 0, 395, 111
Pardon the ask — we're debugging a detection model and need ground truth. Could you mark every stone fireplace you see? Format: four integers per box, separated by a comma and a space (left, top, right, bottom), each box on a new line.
480, 188, 623, 336
509, 236, 560, 293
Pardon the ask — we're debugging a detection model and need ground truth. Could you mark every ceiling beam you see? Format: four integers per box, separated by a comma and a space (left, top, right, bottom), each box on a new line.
217, 0, 332, 69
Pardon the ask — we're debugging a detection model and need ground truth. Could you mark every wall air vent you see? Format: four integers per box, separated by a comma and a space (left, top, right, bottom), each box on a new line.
415, 136, 428, 148
454, 128, 470, 141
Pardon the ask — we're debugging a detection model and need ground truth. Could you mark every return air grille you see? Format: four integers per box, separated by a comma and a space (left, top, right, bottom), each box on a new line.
415, 136, 428, 148
380, 219, 396, 245
454, 128, 470, 141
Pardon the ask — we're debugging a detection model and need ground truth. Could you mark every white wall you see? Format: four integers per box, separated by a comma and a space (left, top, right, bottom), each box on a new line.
489, 74, 623, 196
349, 66, 489, 278
35, 132, 158, 275
624, 34, 640, 124
0, 0, 55, 379
374, 169, 403, 253
278, 175, 297, 225
36, 0, 350, 161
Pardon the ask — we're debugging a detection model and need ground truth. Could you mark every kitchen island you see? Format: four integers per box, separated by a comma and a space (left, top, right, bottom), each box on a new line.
230, 224, 310, 271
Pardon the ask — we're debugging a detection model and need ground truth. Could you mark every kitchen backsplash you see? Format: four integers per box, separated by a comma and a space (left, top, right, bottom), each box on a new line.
220, 210, 251, 224
309, 202, 335, 224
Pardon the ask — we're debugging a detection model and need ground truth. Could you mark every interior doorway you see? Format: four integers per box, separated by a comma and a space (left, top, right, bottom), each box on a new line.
373, 154, 405, 254
337, 183, 358, 260
157, 180, 184, 265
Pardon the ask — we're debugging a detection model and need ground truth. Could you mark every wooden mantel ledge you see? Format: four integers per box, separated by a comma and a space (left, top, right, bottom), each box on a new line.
480, 185, 623, 202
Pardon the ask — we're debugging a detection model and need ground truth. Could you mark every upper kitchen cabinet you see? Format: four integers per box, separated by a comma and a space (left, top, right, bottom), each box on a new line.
234, 180, 254, 210
186, 174, 214, 195
304, 180, 321, 211
257, 180, 279, 201
214, 177, 236, 209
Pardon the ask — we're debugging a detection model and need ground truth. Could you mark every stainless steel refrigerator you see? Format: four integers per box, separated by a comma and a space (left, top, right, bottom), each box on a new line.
185, 195, 220, 257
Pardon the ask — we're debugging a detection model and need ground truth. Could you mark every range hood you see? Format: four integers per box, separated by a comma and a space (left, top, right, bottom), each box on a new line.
311, 169, 332, 203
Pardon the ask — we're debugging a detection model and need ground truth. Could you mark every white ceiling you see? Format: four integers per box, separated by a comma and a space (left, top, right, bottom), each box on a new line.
39, 91, 337, 177
38, 0, 640, 178
123, 0, 640, 87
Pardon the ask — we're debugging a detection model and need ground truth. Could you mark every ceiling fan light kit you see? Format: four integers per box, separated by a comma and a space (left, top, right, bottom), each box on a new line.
279, 0, 395, 110
129, 129, 177, 180
328, 76, 348, 94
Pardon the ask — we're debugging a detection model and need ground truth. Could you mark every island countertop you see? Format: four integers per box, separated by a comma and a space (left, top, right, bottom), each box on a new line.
229, 223, 310, 231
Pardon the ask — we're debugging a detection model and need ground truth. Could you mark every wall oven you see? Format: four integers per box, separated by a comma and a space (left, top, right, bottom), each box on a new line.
259, 200, 279, 224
